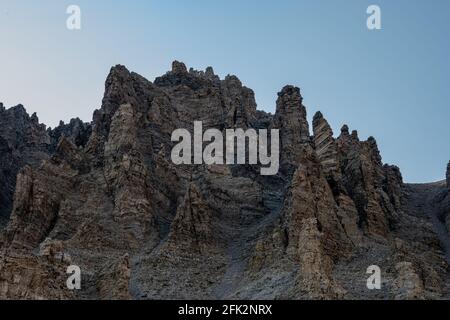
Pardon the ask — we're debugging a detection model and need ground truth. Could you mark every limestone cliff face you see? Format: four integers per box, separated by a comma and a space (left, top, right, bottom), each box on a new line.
0, 62, 449, 300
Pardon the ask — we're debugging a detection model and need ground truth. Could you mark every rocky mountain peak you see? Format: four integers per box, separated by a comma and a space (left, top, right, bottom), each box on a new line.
188, 66, 220, 82
30, 112, 39, 124
172, 60, 188, 74
4, 104, 33, 125
340, 124, 350, 136
273, 85, 310, 165
278, 85, 304, 104
1, 63, 450, 300
103, 65, 134, 101
313, 111, 324, 122
107, 64, 132, 80
205, 66, 215, 78
338, 125, 361, 144
155, 61, 220, 90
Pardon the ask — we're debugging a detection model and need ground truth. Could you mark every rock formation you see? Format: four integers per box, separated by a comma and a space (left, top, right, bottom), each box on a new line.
0, 104, 92, 229
273, 86, 310, 167
0, 62, 449, 300
48, 118, 91, 153
0, 105, 50, 227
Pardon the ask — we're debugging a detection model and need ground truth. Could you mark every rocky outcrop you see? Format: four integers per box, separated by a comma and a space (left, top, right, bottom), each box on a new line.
0, 61, 449, 300
165, 183, 216, 254
335, 128, 402, 237
312, 112, 404, 238
281, 157, 350, 298
48, 118, 91, 152
3, 144, 79, 252
103, 102, 157, 248
0, 104, 92, 228
0, 105, 50, 225
294, 218, 346, 299
273, 86, 310, 167
312, 112, 339, 181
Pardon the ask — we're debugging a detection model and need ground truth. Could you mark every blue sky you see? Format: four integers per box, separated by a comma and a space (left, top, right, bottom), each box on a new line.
1, 0, 449, 182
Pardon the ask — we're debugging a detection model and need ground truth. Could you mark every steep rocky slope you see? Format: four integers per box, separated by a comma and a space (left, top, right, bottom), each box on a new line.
0, 62, 449, 299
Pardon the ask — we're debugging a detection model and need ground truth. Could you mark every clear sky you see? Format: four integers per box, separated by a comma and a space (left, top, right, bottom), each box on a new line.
1, 0, 449, 183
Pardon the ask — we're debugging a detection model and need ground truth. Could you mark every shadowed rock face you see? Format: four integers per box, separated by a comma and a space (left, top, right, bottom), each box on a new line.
48, 118, 92, 153
0, 104, 92, 228
0, 104, 50, 226
0, 62, 449, 300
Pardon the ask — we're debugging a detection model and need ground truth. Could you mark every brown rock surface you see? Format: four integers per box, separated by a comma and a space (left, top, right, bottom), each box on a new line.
0, 62, 449, 300
97, 254, 132, 300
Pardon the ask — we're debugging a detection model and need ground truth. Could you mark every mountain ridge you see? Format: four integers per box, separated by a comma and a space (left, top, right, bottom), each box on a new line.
0, 61, 449, 299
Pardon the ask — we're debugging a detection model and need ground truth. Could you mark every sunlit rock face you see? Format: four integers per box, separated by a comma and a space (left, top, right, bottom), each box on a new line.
0, 62, 449, 300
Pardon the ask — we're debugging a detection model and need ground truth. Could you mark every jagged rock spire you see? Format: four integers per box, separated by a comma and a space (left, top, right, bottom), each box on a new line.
205, 66, 214, 78
273, 85, 310, 165
312, 111, 339, 178
340, 124, 350, 137
172, 60, 188, 74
